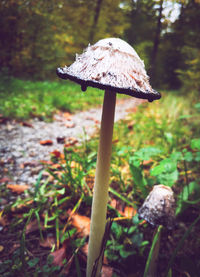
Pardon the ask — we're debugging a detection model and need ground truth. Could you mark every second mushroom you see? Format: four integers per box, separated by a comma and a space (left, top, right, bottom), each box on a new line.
57, 37, 161, 277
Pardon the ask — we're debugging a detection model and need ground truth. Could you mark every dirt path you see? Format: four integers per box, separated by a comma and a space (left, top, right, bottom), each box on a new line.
0, 98, 143, 188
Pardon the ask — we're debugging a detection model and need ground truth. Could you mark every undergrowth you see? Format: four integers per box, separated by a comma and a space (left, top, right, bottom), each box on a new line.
0, 90, 200, 276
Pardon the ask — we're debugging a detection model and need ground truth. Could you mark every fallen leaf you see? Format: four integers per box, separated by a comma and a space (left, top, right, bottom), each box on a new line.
110, 199, 117, 209
51, 150, 64, 159
143, 159, 153, 166
0, 245, 4, 252
71, 214, 90, 237
40, 140, 53, 146
40, 236, 55, 248
50, 240, 69, 267
123, 206, 137, 218
0, 177, 11, 184
102, 265, 113, 277
57, 137, 66, 144
64, 137, 78, 148
63, 112, 72, 121
11, 200, 34, 212
26, 219, 44, 234
40, 160, 53, 165
21, 122, 33, 128
80, 243, 88, 257
50, 163, 62, 170
6, 184, 29, 194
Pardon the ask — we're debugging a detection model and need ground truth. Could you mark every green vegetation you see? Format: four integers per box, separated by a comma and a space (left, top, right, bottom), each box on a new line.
0, 0, 200, 276
0, 77, 104, 120
0, 91, 199, 276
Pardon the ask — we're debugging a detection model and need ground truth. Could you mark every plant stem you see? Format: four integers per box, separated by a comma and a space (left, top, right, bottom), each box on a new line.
87, 90, 116, 277
144, 225, 163, 277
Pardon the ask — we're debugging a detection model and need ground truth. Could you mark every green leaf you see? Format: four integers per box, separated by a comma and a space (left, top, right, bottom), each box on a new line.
134, 147, 163, 161
129, 164, 147, 194
183, 151, 193, 162
111, 222, 123, 240
150, 157, 178, 187
194, 102, 200, 110
191, 138, 200, 150
195, 152, 200, 162
131, 233, 143, 248
119, 248, 135, 258
164, 132, 173, 144
27, 257, 39, 268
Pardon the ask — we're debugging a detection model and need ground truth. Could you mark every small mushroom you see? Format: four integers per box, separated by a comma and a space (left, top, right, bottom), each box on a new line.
138, 185, 176, 277
138, 184, 176, 229
57, 38, 161, 277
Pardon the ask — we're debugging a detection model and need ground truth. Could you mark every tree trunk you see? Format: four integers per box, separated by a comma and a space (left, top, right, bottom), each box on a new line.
89, 0, 103, 43
150, 0, 164, 81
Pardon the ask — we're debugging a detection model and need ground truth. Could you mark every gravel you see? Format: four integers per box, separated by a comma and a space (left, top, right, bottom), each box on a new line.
0, 98, 143, 187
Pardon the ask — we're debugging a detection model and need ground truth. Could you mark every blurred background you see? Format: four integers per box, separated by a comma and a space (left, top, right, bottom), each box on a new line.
0, 0, 200, 92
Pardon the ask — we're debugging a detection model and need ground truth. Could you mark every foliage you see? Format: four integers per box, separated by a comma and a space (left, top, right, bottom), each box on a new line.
105, 215, 149, 264
0, 92, 200, 276
1, 0, 200, 91
176, 46, 200, 94
0, 0, 128, 80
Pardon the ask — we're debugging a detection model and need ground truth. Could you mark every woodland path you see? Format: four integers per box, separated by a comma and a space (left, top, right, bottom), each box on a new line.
0, 98, 143, 191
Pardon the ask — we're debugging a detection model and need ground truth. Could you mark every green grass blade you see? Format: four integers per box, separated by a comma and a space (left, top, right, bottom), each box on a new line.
109, 187, 136, 208
143, 225, 163, 277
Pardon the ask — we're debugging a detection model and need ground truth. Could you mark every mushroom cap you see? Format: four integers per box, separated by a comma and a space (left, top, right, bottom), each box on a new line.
138, 185, 175, 229
57, 38, 161, 102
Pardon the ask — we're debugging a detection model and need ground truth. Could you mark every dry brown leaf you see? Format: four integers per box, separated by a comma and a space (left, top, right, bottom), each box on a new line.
71, 213, 90, 237
51, 150, 64, 159
21, 122, 33, 128
56, 137, 66, 144
40, 140, 53, 146
51, 240, 69, 267
50, 163, 62, 170
0, 215, 8, 227
25, 219, 44, 234
123, 206, 137, 218
40, 236, 56, 248
63, 112, 72, 121
11, 200, 34, 212
6, 184, 29, 194
40, 160, 53, 165
0, 177, 11, 184
110, 199, 117, 209
64, 138, 78, 148
102, 265, 113, 277
143, 159, 153, 166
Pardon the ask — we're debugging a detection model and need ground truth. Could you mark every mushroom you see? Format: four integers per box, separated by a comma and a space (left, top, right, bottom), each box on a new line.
138, 184, 176, 277
56, 38, 161, 277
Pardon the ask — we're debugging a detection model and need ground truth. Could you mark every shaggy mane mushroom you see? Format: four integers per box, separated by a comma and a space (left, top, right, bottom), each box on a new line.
57, 37, 161, 277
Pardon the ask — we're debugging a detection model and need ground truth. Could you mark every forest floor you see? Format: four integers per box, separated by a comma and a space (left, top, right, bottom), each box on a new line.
0, 89, 200, 277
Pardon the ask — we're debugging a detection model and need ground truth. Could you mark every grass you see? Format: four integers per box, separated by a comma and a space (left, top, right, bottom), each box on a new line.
0, 77, 105, 121
0, 88, 200, 276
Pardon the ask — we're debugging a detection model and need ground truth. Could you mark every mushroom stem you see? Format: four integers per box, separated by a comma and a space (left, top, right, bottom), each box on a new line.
144, 225, 163, 277
87, 90, 116, 277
